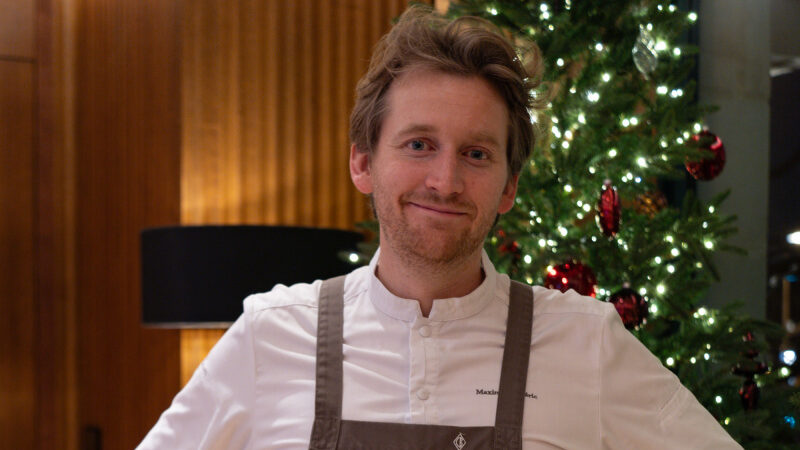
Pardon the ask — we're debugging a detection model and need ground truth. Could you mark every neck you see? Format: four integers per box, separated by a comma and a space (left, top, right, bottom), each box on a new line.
374, 246, 485, 317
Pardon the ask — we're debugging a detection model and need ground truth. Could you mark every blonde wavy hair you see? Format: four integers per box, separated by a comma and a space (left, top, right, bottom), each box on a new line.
349, 5, 545, 176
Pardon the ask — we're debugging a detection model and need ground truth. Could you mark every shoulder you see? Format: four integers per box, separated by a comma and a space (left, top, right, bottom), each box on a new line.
237, 265, 371, 359
495, 274, 614, 321
495, 275, 615, 334
523, 285, 618, 349
242, 265, 370, 314
531, 285, 614, 318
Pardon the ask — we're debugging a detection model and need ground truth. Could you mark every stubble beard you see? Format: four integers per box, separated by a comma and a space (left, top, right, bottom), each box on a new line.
371, 189, 497, 272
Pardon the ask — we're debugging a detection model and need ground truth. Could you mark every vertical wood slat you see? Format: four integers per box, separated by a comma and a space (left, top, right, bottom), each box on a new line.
334, 1, 353, 228
264, 0, 281, 225
181, 0, 242, 224
36, 0, 80, 447
178, 0, 412, 384
300, 0, 314, 225
0, 60, 36, 450
317, 0, 333, 226
182, 0, 409, 230
0, 2, 38, 443
240, 0, 265, 224
76, 0, 181, 447
283, 0, 299, 224
351, 0, 370, 225
0, 0, 35, 58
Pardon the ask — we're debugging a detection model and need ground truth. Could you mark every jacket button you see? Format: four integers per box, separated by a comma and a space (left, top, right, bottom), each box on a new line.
417, 389, 430, 401
419, 325, 431, 337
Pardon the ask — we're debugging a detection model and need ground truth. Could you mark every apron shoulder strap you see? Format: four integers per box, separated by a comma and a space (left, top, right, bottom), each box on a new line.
493, 280, 534, 450
309, 275, 534, 450
309, 275, 347, 450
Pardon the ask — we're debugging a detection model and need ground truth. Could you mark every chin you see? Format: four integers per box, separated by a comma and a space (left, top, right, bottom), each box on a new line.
400, 231, 482, 266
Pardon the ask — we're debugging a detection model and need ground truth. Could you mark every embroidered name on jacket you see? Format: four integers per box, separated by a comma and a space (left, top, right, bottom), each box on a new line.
475, 388, 537, 399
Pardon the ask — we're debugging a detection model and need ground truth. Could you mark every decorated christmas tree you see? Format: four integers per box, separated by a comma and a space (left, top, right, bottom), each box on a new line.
442, 0, 799, 447
349, 0, 800, 447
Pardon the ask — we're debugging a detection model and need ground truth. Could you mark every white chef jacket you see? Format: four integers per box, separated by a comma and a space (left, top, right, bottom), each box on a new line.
138, 249, 742, 449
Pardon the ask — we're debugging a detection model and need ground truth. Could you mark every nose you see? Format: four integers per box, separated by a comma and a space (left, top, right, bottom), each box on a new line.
424, 151, 464, 197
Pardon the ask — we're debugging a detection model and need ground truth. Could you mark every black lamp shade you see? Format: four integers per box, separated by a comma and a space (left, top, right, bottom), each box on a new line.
141, 225, 362, 327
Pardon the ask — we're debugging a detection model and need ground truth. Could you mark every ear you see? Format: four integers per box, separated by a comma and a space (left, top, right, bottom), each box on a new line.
497, 173, 519, 214
350, 144, 373, 194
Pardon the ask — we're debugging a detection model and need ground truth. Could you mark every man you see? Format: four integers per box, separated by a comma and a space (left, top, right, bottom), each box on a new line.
140, 6, 741, 449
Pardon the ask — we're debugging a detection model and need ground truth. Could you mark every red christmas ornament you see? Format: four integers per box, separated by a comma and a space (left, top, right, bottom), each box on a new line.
739, 379, 760, 411
685, 130, 726, 180
499, 240, 521, 254
732, 331, 768, 411
497, 230, 519, 253
733, 361, 768, 376
544, 260, 597, 297
608, 287, 648, 329
496, 229, 522, 261
596, 180, 621, 236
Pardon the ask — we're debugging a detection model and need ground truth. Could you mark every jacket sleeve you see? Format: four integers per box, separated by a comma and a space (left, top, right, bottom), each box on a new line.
137, 310, 256, 450
598, 305, 743, 449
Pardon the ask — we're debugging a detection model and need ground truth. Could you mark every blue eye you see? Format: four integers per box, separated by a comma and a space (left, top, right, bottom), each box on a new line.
467, 149, 488, 160
408, 140, 426, 151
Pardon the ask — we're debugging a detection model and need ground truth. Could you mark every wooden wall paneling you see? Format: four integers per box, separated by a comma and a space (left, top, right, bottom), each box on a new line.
281, 0, 299, 224
179, 0, 249, 384
0, 60, 36, 450
0, 0, 35, 58
182, 0, 413, 231
0, 0, 37, 446
35, 0, 80, 447
350, 0, 370, 227
316, 0, 334, 227
224, 0, 244, 225
181, 0, 242, 225
179, 0, 245, 386
240, 0, 265, 224
76, 0, 181, 447
299, 0, 314, 225
334, 1, 353, 228
262, 0, 281, 225
178, 0, 414, 383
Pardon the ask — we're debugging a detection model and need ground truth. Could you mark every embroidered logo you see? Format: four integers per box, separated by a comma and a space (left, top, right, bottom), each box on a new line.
475, 388, 538, 399
453, 432, 466, 450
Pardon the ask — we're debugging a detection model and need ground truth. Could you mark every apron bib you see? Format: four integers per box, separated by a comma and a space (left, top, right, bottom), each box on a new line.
309, 276, 533, 450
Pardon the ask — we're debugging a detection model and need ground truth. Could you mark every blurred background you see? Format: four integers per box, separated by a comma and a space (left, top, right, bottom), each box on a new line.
0, 0, 798, 448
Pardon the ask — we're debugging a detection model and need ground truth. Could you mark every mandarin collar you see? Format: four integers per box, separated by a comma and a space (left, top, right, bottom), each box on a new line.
367, 247, 497, 322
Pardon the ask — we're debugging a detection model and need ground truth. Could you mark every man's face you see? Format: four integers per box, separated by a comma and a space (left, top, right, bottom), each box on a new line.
350, 69, 518, 266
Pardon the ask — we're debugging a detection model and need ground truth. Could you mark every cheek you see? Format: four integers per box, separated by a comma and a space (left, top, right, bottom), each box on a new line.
378, 162, 423, 189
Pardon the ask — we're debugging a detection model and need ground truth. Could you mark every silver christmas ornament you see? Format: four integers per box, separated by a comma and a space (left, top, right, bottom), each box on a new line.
632, 26, 658, 76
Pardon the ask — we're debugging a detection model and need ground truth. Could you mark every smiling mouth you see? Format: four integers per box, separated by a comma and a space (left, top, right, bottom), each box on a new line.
408, 202, 466, 216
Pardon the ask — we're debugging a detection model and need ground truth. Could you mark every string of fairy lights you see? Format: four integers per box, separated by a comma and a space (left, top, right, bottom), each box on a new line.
347, 1, 798, 430
530, 11, 703, 270
493, 2, 793, 424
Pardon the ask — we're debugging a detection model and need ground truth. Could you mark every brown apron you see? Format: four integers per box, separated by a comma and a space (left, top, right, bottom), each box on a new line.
309, 276, 534, 450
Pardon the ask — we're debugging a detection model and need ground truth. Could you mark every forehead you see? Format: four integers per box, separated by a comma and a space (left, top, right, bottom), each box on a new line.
381, 69, 510, 146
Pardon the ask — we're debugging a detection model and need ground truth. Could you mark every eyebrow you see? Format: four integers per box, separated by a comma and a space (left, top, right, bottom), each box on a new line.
393, 123, 437, 139
392, 123, 503, 149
